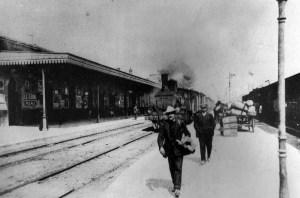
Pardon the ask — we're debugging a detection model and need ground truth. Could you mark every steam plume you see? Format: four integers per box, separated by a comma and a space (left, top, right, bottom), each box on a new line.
160, 60, 195, 88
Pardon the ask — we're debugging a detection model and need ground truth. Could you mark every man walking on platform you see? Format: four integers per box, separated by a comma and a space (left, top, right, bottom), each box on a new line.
157, 106, 191, 198
214, 101, 224, 136
194, 104, 215, 165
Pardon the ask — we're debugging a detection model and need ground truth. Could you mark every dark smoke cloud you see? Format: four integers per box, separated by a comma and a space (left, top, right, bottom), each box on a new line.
160, 60, 195, 88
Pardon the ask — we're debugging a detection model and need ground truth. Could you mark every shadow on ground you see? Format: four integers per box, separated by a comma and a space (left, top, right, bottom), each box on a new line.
143, 126, 159, 132
237, 128, 254, 133
146, 178, 173, 195
184, 156, 200, 164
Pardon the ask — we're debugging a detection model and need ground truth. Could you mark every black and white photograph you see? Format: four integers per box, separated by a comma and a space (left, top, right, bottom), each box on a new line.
0, 0, 299, 197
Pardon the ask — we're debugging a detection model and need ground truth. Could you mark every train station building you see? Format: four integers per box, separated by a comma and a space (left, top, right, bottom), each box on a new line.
0, 36, 160, 128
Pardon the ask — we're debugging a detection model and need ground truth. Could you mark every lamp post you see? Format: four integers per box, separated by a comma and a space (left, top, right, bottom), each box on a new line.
277, 0, 289, 198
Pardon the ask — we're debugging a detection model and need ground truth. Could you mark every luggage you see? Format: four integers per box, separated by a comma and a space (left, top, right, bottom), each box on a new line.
229, 101, 247, 112
228, 109, 247, 116
221, 116, 238, 136
248, 106, 257, 116
177, 134, 196, 155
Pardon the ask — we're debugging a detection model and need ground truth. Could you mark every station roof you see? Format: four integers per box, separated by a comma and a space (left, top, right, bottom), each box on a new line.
0, 51, 160, 88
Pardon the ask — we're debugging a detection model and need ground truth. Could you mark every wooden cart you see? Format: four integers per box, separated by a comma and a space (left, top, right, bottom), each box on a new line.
237, 114, 255, 132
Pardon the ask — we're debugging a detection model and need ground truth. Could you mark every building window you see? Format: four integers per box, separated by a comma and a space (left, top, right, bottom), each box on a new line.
52, 87, 69, 109
75, 87, 88, 109
115, 93, 124, 108
82, 91, 89, 109
104, 94, 109, 108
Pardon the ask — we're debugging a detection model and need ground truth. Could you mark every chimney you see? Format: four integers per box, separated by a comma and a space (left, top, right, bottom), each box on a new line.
168, 79, 178, 92
161, 73, 168, 90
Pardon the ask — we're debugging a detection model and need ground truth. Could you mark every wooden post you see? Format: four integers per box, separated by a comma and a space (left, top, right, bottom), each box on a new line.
41, 68, 48, 131
277, 0, 289, 198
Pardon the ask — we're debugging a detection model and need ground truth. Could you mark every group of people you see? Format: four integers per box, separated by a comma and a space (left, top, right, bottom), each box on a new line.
157, 103, 217, 197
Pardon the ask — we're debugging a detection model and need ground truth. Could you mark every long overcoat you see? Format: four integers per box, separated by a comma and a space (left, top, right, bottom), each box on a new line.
193, 112, 215, 137
157, 119, 191, 157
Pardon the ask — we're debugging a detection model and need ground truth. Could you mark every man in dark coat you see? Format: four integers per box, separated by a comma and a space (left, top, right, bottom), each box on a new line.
194, 104, 215, 165
157, 106, 191, 198
214, 101, 224, 136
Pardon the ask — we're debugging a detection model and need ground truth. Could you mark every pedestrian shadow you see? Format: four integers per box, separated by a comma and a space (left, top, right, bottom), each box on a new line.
145, 178, 173, 195
184, 156, 199, 164
142, 126, 155, 132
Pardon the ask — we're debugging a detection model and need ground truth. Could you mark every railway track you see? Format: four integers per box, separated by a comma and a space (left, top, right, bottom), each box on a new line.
0, 123, 148, 168
0, 122, 145, 158
0, 123, 155, 197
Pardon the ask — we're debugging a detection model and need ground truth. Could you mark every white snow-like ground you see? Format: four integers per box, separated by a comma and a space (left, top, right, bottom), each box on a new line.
96, 126, 300, 198
0, 117, 145, 146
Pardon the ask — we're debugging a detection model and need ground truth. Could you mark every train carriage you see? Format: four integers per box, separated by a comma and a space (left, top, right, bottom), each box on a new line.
243, 73, 300, 130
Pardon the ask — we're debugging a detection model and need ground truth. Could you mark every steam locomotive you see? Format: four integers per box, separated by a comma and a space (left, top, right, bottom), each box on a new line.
146, 73, 206, 130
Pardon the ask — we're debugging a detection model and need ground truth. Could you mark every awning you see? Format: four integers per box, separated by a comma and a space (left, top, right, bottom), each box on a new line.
0, 52, 160, 88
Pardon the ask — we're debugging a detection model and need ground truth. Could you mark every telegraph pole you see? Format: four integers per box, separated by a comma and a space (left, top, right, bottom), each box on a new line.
228, 73, 230, 102
277, 0, 289, 198
228, 73, 235, 102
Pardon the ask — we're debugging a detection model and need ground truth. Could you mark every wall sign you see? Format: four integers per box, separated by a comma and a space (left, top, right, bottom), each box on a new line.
22, 91, 41, 109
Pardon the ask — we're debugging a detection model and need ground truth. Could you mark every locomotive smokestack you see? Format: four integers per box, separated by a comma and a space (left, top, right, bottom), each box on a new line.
161, 73, 169, 90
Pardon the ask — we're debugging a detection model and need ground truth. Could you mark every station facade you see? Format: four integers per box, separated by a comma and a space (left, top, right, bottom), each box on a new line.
0, 36, 160, 127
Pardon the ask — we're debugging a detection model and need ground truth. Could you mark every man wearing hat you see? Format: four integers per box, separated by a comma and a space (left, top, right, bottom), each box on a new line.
194, 104, 215, 165
157, 106, 191, 198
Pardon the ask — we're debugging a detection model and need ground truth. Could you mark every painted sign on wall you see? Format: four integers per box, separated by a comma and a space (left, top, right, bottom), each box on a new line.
22, 80, 42, 109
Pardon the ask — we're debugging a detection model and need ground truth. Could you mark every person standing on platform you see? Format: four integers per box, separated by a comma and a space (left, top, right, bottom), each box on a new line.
133, 105, 138, 120
213, 101, 224, 136
194, 104, 215, 165
157, 106, 191, 198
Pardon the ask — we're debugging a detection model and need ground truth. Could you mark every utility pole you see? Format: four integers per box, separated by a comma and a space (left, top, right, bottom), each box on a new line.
28, 34, 34, 44
277, 0, 289, 198
228, 73, 235, 102
228, 73, 230, 102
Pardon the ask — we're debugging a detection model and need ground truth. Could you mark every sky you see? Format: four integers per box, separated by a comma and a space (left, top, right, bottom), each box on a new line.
0, 0, 300, 102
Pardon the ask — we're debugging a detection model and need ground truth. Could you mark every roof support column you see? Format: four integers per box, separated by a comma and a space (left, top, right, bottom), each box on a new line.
97, 85, 100, 123
41, 68, 48, 131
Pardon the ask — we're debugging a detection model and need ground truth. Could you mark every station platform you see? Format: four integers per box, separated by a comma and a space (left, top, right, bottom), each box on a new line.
0, 117, 146, 147
93, 125, 300, 198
